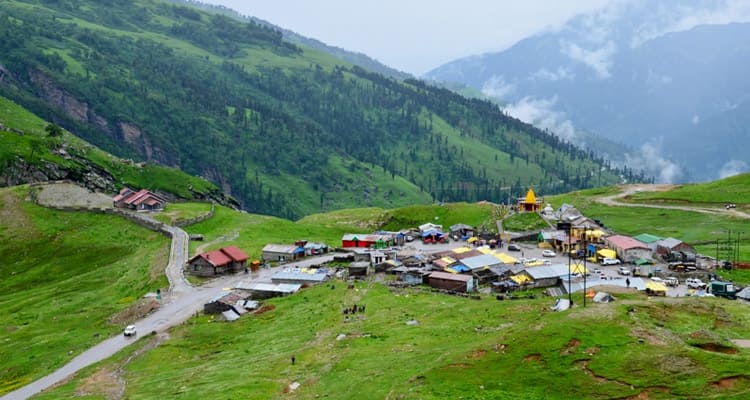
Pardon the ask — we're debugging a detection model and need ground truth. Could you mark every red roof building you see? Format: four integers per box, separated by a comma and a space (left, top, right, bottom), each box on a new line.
188, 246, 250, 277
604, 235, 652, 263
113, 187, 167, 211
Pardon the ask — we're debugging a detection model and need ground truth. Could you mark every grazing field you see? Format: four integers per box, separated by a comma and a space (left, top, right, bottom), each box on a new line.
33, 282, 750, 400
626, 174, 750, 206
0, 187, 169, 395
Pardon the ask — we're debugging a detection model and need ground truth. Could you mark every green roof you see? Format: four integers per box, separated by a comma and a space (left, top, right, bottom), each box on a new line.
634, 233, 663, 244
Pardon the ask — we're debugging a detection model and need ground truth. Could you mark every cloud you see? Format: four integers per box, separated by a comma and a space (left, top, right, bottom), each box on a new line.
560, 40, 617, 78
623, 141, 682, 183
503, 96, 579, 142
631, 0, 750, 47
718, 160, 748, 179
529, 67, 574, 81
481, 75, 516, 98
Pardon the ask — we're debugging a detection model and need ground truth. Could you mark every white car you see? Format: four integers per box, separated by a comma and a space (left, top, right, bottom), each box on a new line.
542, 250, 556, 257
686, 278, 706, 289
602, 257, 621, 265
124, 325, 137, 337
618, 267, 631, 275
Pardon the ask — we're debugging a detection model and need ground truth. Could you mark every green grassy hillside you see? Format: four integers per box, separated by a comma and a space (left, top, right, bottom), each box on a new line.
0, 95, 227, 201
0, 0, 641, 219
0, 187, 169, 395
628, 174, 750, 206
33, 282, 750, 399
1, 176, 748, 397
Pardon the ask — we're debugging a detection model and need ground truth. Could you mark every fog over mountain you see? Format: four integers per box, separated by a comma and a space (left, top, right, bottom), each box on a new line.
426, 0, 750, 183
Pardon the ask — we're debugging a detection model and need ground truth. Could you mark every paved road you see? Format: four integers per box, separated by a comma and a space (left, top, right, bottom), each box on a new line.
1, 210, 337, 400
597, 184, 750, 219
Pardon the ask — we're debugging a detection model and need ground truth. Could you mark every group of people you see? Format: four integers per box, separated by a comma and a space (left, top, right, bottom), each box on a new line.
343, 304, 366, 315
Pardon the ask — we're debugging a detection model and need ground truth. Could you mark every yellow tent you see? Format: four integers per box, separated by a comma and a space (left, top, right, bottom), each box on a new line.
525, 260, 545, 267
452, 246, 472, 254
477, 247, 493, 254
570, 263, 588, 274
511, 274, 532, 284
597, 249, 617, 259
467, 237, 479, 243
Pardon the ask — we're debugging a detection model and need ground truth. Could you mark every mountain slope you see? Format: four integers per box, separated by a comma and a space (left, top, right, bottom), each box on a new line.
0, 95, 231, 203
426, 1, 750, 182
0, 0, 638, 219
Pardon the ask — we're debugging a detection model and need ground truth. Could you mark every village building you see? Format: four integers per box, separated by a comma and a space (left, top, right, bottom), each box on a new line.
557, 203, 583, 222
262, 244, 303, 262
303, 242, 328, 256
234, 281, 301, 299
348, 261, 371, 277
633, 233, 664, 252
271, 269, 329, 285
517, 188, 543, 212
449, 223, 475, 240
603, 235, 652, 263
341, 233, 393, 248
427, 271, 475, 292
203, 291, 248, 314
187, 245, 249, 277
460, 254, 504, 272
112, 187, 167, 211
655, 237, 696, 256
396, 247, 425, 267
515, 264, 571, 288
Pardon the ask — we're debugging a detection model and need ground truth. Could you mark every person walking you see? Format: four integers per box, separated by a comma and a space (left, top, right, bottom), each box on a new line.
291, 354, 296, 365
626, 278, 630, 288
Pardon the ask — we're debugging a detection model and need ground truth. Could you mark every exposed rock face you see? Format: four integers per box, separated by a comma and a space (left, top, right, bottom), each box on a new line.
0, 156, 117, 193
28, 69, 91, 123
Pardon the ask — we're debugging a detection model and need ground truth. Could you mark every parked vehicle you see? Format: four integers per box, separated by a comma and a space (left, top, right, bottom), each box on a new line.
664, 277, 679, 287
686, 278, 706, 289
124, 325, 137, 337
617, 267, 631, 275
542, 250, 556, 257
507, 243, 521, 252
602, 257, 621, 265
709, 281, 737, 299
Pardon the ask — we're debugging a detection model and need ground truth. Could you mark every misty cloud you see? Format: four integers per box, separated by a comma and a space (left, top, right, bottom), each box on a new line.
481, 75, 516, 98
529, 67, 575, 81
560, 40, 617, 78
630, 0, 750, 47
503, 96, 579, 142
718, 159, 748, 179
623, 141, 682, 183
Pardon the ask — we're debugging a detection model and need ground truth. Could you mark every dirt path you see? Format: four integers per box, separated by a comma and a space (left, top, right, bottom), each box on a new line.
195, 229, 239, 254
596, 184, 750, 219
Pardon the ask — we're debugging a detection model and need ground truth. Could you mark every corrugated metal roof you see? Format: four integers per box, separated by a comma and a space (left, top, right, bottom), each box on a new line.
272, 271, 328, 282
428, 271, 473, 282
656, 237, 682, 249
262, 244, 299, 254
234, 281, 301, 294
524, 264, 570, 279
606, 235, 650, 250
460, 254, 503, 271
634, 233, 663, 244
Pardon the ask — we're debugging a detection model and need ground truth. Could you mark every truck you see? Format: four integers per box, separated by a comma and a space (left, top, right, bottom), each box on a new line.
709, 281, 737, 300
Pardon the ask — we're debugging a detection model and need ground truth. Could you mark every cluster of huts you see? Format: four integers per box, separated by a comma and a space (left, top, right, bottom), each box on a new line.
189, 192, 705, 320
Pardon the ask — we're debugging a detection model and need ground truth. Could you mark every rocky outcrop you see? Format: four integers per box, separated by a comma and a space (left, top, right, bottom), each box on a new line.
1, 156, 117, 193
28, 69, 93, 124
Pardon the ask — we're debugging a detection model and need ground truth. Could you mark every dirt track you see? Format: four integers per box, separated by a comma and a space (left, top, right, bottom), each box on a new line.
596, 184, 750, 220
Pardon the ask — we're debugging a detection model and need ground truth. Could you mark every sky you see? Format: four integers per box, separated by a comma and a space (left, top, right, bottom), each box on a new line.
199, 0, 614, 75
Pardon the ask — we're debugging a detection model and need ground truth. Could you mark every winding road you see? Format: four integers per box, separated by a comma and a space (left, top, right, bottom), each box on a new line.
2, 198, 335, 400
596, 184, 750, 220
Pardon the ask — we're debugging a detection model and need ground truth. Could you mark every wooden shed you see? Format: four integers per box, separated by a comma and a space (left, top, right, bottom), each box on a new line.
427, 271, 475, 293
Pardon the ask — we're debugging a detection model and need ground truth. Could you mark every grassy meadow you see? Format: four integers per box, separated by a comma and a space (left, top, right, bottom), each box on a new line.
626, 174, 750, 206
32, 282, 750, 399
0, 187, 170, 395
